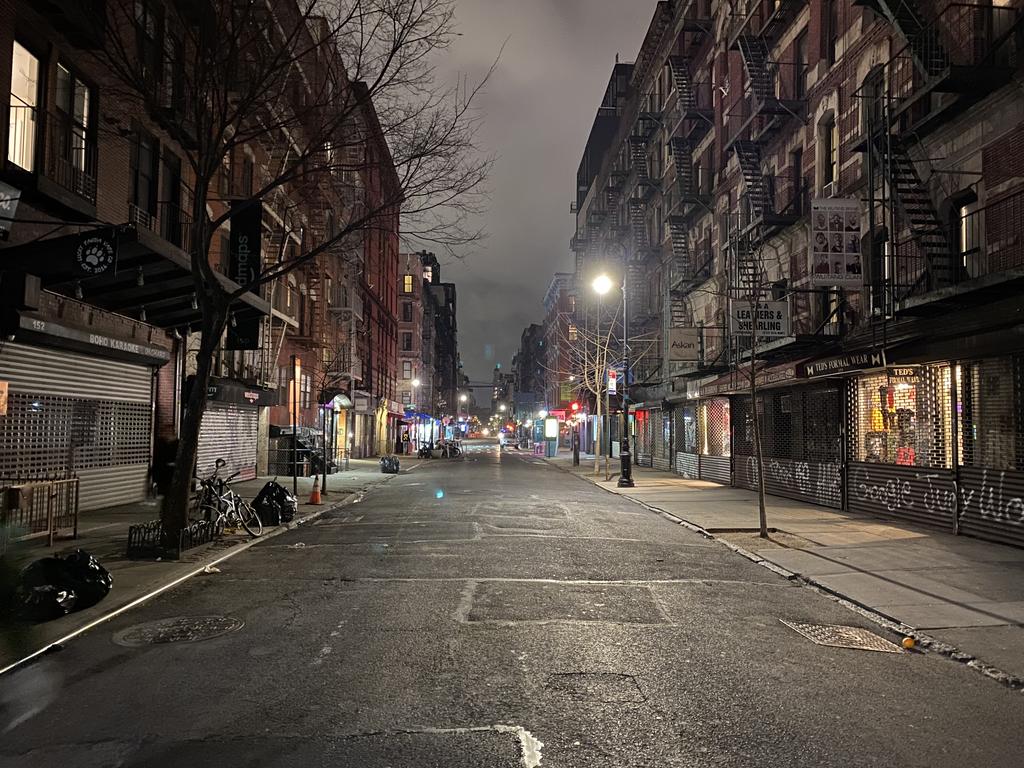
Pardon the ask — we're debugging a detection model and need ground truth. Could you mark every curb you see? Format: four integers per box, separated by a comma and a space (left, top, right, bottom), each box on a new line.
0, 475, 396, 677
547, 458, 1024, 693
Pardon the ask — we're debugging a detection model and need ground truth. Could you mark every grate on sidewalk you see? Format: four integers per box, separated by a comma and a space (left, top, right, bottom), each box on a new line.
780, 619, 903, 653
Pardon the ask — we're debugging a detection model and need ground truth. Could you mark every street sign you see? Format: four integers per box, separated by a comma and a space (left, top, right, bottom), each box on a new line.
810, 197, 863, 287
559, 381, 574, 403
730, 301, 791, 340
608, 368, 618, 394
669, 328, 700, 362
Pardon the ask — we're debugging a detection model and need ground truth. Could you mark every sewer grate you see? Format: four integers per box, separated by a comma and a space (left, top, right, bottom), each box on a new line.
780, 620, 903, 653
113, 616, 244, 647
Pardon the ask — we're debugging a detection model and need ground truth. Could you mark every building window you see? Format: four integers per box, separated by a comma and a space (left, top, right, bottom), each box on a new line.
402, 361, 413, 380
401, 301, 413, 322
135, 0, 164, 84
824, 0, 839, 66
402, 332, 413, 351
819, 116, 838, 193
794, 29, 808, 99
402, 274, 414, 293
401, 391, 412, 405
130, 128, 159, 217
8, 42, 40, 171
54, 64, 95, 186
301, 374, 311, 409
568, 324, 578, 342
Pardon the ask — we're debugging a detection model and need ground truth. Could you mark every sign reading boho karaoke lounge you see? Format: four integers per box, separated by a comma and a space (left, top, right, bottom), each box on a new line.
729, 301, 790, 340
226, 200, 263, 350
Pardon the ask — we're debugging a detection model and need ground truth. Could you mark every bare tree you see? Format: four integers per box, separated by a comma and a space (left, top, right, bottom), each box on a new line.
92, 0, 494, 537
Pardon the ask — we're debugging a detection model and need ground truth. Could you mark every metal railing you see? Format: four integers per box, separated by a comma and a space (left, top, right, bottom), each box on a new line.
158, 201, 194, 252
1, 477, 80, 552
890, 187, 1024, 300
44, 110, 98, 203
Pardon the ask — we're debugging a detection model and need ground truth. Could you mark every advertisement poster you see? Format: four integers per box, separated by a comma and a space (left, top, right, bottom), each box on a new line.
810, 198, 863, 287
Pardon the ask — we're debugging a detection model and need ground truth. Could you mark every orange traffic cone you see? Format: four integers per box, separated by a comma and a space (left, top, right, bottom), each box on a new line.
309, 474, 322, 505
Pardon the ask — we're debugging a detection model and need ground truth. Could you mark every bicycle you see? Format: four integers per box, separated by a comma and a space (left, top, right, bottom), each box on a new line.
196, 459, 263, 537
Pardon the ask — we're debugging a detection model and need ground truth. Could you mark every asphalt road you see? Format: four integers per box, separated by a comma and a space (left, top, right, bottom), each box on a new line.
2, 439, 1023, 767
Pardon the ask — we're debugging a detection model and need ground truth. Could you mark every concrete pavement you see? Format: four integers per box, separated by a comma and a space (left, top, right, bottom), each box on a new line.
1, 439, 1022, 767
551, 452, 1024, 680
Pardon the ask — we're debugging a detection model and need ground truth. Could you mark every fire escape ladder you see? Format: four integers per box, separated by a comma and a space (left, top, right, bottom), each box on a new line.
731, 230, 760, 300
734, 140, 770, 220
737, 34, 775, 104
668, 56, 696, 111
863, 0, 949, 77
629, 198, 649, 252
671, 138, 694, 195
668, 215, 691, 288
630, 136, 650, 183
761, 0, 805, 43
875, 135, 956, 292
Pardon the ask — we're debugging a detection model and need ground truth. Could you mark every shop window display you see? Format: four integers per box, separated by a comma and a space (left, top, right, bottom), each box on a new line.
853, 366, 952, 468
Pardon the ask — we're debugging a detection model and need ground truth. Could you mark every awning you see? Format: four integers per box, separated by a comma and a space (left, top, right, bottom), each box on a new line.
699, 357, 813, 398
0, 223, 269, 329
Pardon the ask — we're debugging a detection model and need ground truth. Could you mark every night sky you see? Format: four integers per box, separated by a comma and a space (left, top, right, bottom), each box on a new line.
433, 1, 657, 398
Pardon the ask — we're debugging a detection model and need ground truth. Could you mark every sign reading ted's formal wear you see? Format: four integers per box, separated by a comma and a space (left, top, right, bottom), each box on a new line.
810, 197, 863, 287
730, 301, 791, 340
226, 200, 263, 350
669, 328, 701, 362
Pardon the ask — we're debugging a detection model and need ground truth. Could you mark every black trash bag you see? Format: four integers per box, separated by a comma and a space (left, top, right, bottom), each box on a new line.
253, 480, 297, 525
16, 549, 112, 622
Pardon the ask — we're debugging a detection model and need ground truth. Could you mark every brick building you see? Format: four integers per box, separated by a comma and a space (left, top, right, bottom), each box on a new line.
567, 0, 1024, 547
0, 0, 401, 512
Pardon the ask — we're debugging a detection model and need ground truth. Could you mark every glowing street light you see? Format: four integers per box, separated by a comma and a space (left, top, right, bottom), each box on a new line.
411, 378, 421, 387
499, 404, 507, 412
592, 273, 613, 296
459, 394, 468, 403
537, 409, 548, 419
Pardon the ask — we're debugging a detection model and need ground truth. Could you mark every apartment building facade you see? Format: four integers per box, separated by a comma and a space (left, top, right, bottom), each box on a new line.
0, 0, 401, 508
572, 0, 1024, 547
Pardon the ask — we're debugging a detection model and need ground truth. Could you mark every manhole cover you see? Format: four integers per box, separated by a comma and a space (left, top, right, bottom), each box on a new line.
780, 620, 903, 653
113, 616, 244, 647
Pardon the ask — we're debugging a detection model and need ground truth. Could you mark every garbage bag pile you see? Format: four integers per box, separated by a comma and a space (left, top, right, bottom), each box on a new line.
252, 480, 298, 526
379, 455, 400, 474
14, 550, 112, 622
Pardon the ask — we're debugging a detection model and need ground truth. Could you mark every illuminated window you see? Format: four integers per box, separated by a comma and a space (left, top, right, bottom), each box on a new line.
403, 274, 414, 293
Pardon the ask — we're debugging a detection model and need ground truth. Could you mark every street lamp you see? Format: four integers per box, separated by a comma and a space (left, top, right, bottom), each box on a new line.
499, 403, 507, 412
592, 271, 634, 488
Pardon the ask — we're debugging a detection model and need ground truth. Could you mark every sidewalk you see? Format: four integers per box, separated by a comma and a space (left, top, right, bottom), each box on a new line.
2, 459, 395, 671
550, 453, 1024, 680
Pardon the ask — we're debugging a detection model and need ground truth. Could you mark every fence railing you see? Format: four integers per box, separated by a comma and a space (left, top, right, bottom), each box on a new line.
1, 477, 80, 553
44, 110, 98, 204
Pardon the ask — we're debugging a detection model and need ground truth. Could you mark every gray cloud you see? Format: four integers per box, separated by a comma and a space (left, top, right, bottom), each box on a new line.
430, 0, 657, 393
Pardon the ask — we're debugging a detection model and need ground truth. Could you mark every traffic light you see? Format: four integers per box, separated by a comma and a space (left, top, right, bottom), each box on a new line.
570, 401, 580, 412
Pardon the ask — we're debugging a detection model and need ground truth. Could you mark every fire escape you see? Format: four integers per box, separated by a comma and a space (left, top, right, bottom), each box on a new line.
723, 0, 806, 307
855, 0, 1024, 307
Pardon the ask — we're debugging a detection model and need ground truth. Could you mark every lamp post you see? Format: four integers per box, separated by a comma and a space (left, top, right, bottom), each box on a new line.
592, 271, 634, 488
411, 378, 421, 452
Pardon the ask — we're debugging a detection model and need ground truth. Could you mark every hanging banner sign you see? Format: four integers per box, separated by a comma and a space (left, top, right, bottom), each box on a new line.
810, 197, 863, 287
730, 301, 791, 339
73, 227, 118, 277
669, 328, 701, 361
608, 368, 618, 394
0, 181, 21, 240
229, 200, 262, 294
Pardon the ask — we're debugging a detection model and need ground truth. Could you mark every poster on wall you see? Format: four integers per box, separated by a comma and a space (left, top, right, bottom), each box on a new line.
810, 197, 863, 287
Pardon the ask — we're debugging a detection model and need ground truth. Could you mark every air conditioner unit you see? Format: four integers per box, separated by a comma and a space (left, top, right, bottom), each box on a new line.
822, 181, 837, 199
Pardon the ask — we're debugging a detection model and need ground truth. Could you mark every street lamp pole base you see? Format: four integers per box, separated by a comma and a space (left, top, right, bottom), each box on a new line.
617, 447, 635, 488
617, 476, 635, 488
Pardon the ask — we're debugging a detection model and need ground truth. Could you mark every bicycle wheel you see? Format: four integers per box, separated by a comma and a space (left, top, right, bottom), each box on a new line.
237, 501, 263, 537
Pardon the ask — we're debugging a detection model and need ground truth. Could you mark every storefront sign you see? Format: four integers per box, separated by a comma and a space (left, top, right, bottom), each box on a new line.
15, 315, 170, 364
229, 200, 262, 293
205, 377, 277, 407
669, 328, 700, 362
810, 197, 863, 287
608, 368, 618, 394
353, 392, 373, 413
887, 366, 919, 384
559, 381, 574, 403
0, 380, 7, 416
730, 301, 790, 340
801, 351, 886, 378
73, 228, 118, 277
0, 181, 21, 240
